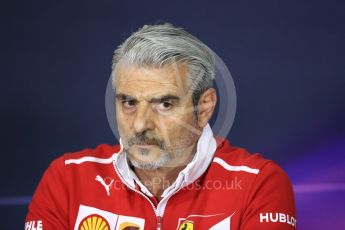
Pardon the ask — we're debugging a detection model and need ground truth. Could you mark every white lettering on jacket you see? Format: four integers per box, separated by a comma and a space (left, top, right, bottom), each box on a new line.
25, 220, 43, 230
260, 212, 296, 228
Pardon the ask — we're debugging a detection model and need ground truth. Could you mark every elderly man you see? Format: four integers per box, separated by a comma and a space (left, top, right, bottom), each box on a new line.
26, 23, 296, 230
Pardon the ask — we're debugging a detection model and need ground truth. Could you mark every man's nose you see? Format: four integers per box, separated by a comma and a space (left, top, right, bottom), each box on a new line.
133, 102, 155, 133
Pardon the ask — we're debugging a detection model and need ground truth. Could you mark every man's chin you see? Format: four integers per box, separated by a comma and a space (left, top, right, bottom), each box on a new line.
128, 158, 165, 170
126, 150, 169, 170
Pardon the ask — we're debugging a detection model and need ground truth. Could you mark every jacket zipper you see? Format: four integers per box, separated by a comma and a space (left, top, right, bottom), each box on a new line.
113, 161, 163, 229
156, 216, 162, 230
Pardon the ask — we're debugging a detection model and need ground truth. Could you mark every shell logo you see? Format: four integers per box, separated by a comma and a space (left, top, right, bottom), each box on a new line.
78, 214, 110, 230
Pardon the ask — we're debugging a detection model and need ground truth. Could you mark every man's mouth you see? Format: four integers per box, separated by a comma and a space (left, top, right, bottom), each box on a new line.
135, 144, 155, 148
127, 136, 165, 149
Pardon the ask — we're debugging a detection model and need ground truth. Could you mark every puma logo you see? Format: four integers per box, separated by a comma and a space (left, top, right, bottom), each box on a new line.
95, 175, 114, 196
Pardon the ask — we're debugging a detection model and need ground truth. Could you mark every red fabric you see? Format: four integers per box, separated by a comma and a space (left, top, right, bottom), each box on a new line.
26, 141, 296, 229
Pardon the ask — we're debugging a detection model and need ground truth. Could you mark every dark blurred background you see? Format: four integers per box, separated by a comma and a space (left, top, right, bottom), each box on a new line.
1, 0, 345, 229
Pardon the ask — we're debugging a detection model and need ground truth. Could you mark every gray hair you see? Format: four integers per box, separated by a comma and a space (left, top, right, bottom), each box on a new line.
112, 23, 215, 106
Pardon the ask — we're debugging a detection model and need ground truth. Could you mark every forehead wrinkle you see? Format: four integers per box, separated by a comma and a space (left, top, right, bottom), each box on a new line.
116, 79, 186, 94
117, 79, 178, 85
115, 62, 189, 84
116, 91, 181, 102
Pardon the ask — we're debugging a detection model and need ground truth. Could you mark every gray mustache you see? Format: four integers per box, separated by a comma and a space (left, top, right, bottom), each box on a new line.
127, 133, 166, 149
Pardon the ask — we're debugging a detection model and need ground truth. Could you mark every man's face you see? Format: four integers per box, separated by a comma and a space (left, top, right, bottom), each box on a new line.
114, 61, 201, 170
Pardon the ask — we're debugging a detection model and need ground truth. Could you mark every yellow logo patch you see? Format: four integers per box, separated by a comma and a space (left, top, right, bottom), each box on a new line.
119, 221, 140, 230
178, 220, 194, 230
78, 214, 110, 230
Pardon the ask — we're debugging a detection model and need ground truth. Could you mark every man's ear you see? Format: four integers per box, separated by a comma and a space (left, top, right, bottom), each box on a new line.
197, 88, 217, 128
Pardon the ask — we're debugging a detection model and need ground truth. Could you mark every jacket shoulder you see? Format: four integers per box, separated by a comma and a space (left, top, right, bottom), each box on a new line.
63, 144, 120, 160
214, 139, 271, 172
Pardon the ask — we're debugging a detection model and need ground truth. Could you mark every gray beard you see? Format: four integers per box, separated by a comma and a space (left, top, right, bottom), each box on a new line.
124, 148, 171, 170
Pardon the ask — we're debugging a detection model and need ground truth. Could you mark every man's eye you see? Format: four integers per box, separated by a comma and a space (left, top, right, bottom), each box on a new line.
122, 100, 136, 108
157, 101, 173, 111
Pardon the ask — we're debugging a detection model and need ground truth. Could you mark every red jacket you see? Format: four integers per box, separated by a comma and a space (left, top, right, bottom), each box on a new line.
26, 126, 296, 230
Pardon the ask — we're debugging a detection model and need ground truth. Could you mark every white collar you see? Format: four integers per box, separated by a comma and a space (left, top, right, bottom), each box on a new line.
114, 124, 217, 198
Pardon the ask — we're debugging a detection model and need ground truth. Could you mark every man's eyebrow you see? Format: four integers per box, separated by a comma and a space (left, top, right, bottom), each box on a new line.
115, 93, 137, 101
149, 94, 180, 103
115, 93, 180, 103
